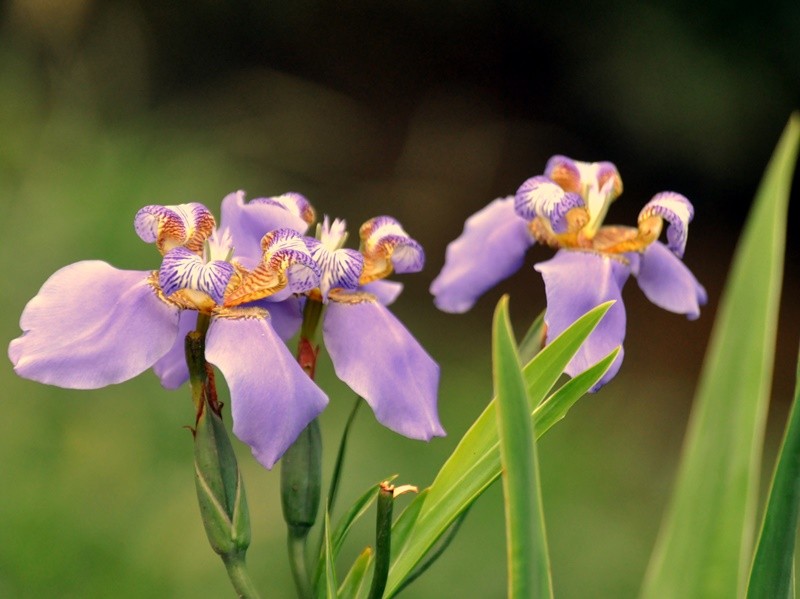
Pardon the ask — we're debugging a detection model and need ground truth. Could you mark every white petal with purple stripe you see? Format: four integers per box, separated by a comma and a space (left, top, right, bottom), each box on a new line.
158, 247, 234, 305
514, 175, 585, 232
639, 192, 694, 257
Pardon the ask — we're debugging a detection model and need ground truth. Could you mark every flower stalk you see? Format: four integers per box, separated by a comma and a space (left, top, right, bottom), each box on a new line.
187, 330, 260, 599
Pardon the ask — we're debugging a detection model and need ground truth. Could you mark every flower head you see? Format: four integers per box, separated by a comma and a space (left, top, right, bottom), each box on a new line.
9, 194, 328, 468
300, 213, 443, 440
430, 155, 706, 389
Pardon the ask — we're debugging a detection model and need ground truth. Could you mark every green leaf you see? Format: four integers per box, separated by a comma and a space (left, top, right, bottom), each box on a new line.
385, 301, 615, 596
493, 297, 553, 598
338, 548, 373, 599
747, 342, 800, 598
641, 114, 800, 599
517, 309, 546, 365
323, 510, 338, 599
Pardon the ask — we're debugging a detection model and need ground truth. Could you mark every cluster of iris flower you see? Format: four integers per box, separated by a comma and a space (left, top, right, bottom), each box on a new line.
9, 154, 706, 469
9, 191, 443, 469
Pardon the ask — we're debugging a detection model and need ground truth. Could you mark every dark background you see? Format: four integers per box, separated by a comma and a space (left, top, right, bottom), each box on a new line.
1, 1, 798, 597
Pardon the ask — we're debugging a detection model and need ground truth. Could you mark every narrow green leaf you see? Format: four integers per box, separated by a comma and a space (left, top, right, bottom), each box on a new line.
518, 309, 546, 365
390, 488, 428, 558
386, 302, 615, 596
642, 114, 800, 599
323, 510, 338, 599
747, 342, 800, 598
494, 297, 553, 598
338, 548, 373, 599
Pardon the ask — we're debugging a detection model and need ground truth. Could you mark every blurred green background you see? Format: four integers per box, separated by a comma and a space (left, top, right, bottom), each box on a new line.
1, 1, 799, 597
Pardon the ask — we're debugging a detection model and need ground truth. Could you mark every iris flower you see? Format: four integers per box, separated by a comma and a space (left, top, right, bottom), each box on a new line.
302, 214, 445, 440
9, 196, 328, 468
430, 155, 706, 389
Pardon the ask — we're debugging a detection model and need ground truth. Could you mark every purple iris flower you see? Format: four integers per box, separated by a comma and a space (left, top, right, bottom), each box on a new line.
9, 195, 328, 469
430, 155, 707, 389
302, 215, 445, 441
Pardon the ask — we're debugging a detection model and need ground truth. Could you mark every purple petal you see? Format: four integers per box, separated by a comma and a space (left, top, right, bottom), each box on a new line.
152, 310, 197, 389
639, 192, 694, 258
360, 280, 403, 305
514, 176, 584, 232
220, 190, 311, 264
633, 241, 707, 319
534, 250, 630, 390
205, 313, 328, 469
9, 261, 181, 389
159, 247, 234, 305
323, 298, 444, 440
252, 192, 315, 226
251, 296, 303, 341
430, 197, 534, 313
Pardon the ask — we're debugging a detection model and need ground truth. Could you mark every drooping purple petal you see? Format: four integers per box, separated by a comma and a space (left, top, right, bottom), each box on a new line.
205, 312, 328, 469
220, 190, 311, 264
633, 241, 707, 319
323, 297, 444, 440
159, 247, 234, 305
514, 176, 584, 233
9, 261, 181, 389
534, 250, 630, 390
251, 296, 303, 341
639, 192, 694, 258
360, 280, 403, 305
430, 197, 534, 313
134, 203, 216, 254
152, 310, 197, 389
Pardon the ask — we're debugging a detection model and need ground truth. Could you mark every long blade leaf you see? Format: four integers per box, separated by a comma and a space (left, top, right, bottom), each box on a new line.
386, 302, 615, 596
494, 297, 553, 598
747, 343, 800, 598
641, 113, 800, 598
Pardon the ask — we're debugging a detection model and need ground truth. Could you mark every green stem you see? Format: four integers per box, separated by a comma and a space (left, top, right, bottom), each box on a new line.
368, 484, 395, 599
288, 531, 313, 599
222, 554, 263, 599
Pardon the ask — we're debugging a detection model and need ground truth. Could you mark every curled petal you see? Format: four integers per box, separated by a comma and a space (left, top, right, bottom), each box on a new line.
205, 312, 328, 469
633, 241, 707, 319
514, 176, 585, 233
360, 280, 403, 306
544, 155, 581, 193
225, 229, 320, 306
323, 297, 444, 440
134, 203, 215, 254
534, 251, 630, 390
159, 247, 234, 305
152, 310, 197, 389
307, 237, 364, 300
639, 192, 694, 258
430, 197, 534, 313
9, 261, 181, 389
359, 216, 425, 283
220, 190, 311, 264
253, 192, 316, 226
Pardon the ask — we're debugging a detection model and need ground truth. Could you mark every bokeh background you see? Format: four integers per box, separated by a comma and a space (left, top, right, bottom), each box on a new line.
1, 1, 799, 597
